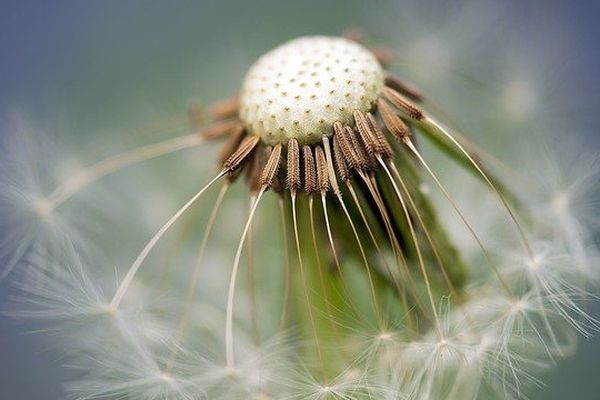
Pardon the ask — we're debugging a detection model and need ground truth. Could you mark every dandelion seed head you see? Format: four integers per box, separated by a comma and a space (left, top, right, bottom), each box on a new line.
0, 117, 84, 279
240, 36, 384, 145
4, 5, 598, 397
521, 142, 600, 276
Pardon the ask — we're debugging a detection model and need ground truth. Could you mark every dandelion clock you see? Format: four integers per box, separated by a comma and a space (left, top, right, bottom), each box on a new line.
1, 1, 598, 399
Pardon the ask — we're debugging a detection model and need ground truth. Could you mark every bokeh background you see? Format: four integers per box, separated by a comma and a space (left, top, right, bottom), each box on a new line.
1, 1, 598, 399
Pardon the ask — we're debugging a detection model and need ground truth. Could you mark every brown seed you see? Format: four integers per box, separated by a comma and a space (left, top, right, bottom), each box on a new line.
335, 125, 360, 170
286, 138, 301, 192
382, 87, 424, 120
333, 134, 351, 182
384, 73, 424, 102
377, 98, 411, 141
260, 144, 283, 188
354, 110, 377, 157
223, 135, 260, 174
348, 126, 376, 172
333, 121, 345, 137
302, 145, 317, 194
315, 146, 330, 193
366, 112, 393, 160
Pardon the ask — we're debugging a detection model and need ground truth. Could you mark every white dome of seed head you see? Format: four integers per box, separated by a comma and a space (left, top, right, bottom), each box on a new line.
239, 36, 384, 146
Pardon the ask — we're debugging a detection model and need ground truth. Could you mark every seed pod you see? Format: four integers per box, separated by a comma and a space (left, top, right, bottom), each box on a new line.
382, 87, 424, 120
260, 144, 283, 188
223, 136, 260, 174
286, 138, 301, 192
333, 134, 351, 182
377, 98, 411, 141
315, 146, 330, 193
347, 126, 376, 172
366, 112, 393, 160
302, 145, 317, 194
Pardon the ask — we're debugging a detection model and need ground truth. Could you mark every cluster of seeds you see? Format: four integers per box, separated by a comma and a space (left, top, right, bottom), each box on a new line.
212, 36, 428, 198
9, 31, 597, 400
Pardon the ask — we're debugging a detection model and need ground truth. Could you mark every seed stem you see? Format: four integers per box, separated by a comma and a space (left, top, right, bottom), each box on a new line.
346, 182, 416, 332
225, 186, 265, 369
292, 193, 327, 381
425, 116, 534, 260
379, 157, 443, 337
164, 182, 229, 373
246, 195, 260, 344
109, 171, 225, 310
278, 197, 292, 330
388, 163, 454, 293
323, 137, 383, 325
47, 132, 204, 210
404, 140, 512, 295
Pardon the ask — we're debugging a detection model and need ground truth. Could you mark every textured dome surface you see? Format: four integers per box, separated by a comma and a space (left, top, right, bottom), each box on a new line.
239, 36, 384, 146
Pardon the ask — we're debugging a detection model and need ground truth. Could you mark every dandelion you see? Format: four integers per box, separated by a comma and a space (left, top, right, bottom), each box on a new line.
4, 30, 598, 400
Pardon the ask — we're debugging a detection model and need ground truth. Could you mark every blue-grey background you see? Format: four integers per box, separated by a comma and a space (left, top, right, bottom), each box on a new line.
0, 1, 598, 399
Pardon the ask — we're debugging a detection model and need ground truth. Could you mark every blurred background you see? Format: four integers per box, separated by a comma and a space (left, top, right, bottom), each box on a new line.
0, 0, 598, 398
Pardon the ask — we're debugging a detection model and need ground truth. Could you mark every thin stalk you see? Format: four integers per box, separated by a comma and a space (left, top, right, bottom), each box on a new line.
109, 171, 225, 310
164, 182, 229, 373
225, 187, 265, 369
47, 133, 204, 209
